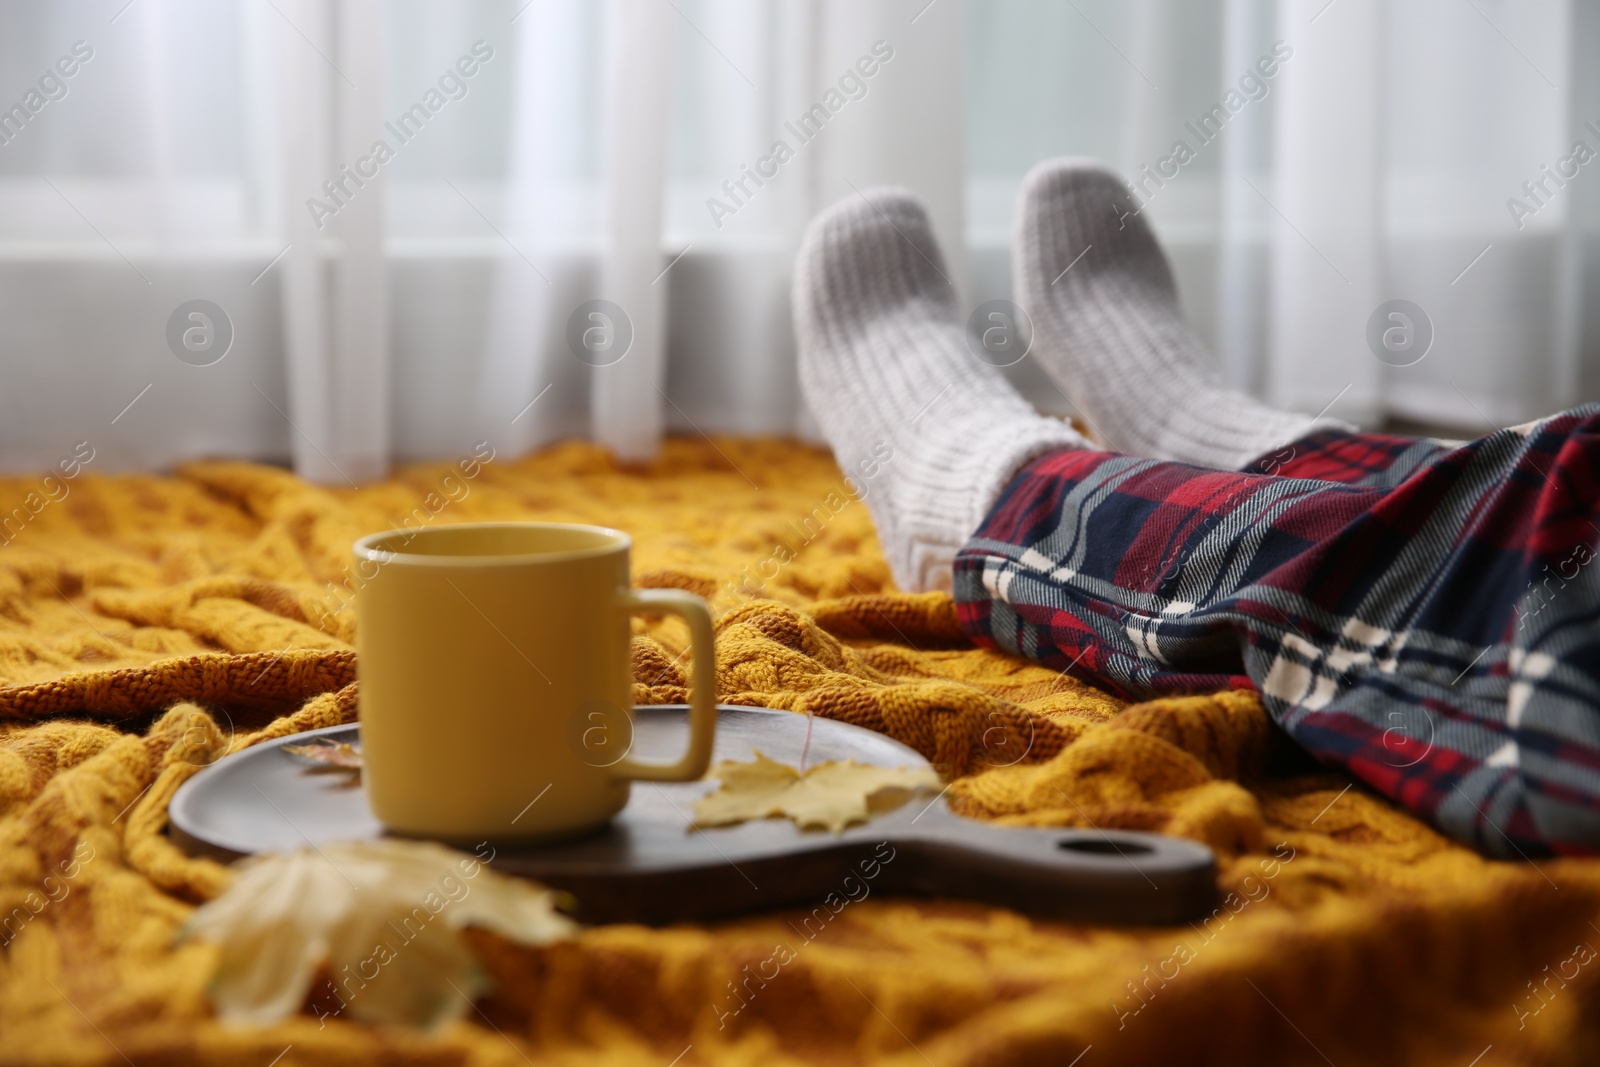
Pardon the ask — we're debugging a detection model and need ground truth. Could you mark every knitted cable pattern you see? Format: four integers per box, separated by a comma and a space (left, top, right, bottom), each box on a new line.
0, 438, 1597, 1066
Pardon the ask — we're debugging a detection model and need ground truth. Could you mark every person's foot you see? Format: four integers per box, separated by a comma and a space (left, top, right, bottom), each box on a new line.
1014, 158, 1340, 470
794, 188, 1087, 592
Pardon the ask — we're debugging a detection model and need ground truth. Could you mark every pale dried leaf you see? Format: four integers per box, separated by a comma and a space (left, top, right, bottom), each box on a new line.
283, 740, 363, 770
181, 839, 576, 1028
693, 750, 941, 833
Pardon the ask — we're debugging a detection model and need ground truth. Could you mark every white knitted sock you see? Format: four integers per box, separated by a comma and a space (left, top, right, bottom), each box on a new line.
795, 188, 1089, 593
1015, 158, 1345, 470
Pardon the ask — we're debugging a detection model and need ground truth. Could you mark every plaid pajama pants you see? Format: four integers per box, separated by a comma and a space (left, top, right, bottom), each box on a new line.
952, 406, 1600, 858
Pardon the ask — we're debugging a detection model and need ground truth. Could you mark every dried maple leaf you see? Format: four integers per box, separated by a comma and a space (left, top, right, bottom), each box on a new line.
181, 839, 576, 1029
283, 739, 363, 770
692, 750, 941, 833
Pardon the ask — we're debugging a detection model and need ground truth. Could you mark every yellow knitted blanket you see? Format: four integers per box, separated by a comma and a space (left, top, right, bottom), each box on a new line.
2, 438, 1598, 1066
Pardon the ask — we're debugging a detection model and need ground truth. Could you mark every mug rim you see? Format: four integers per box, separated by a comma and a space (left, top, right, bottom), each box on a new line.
352, 521, 631, 567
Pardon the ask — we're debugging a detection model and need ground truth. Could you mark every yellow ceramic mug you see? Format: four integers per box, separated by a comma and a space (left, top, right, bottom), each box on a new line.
352, 522, 717, 843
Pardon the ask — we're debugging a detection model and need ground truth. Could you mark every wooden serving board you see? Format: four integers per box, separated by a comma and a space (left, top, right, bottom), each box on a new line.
171, 705, 1216, 925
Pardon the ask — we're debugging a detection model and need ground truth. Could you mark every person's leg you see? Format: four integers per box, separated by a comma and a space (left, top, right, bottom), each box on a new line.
793, 181, 1600, 857
1013, 158, 1358, 469
790, 172, 1430, 592
793, 188, 1088, 593
954, 410, 1600, 858
1013, 156, 1476, 490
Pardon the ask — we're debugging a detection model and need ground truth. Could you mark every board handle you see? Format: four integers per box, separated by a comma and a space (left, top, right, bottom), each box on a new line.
883, 820, 1217, 924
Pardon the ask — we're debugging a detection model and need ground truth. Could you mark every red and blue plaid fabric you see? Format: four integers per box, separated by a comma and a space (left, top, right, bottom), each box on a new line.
953, 408, 1600, 858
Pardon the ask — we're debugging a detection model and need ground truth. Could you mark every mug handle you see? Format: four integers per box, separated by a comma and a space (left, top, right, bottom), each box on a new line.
609, 588, 718, 782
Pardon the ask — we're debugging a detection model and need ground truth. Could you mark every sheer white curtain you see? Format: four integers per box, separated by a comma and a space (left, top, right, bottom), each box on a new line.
971, 0, 1597, 432
0, 0, 1595, 478
479, 0, 967, 463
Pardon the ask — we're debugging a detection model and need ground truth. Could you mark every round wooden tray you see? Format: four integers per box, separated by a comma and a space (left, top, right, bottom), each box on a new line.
171, 704, 1216, 925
